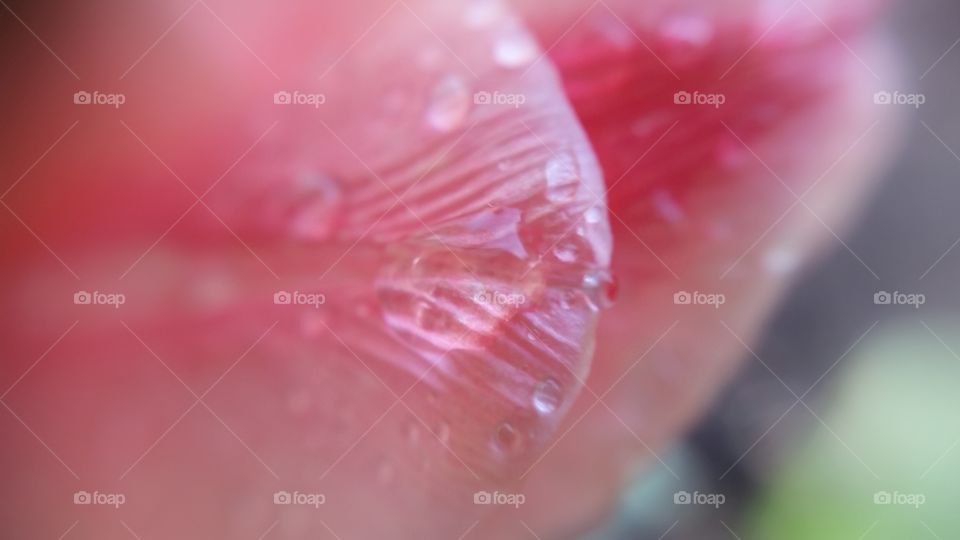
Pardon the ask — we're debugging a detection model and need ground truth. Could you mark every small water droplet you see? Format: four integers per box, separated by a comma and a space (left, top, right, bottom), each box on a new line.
417, 47, 444, 70
584, 205, 604, 224
582, 269, 618, 309
299, 310, 328, 338
406, 422, 421, 446
286, 390, 312, 415
660, 15, 714, 47
763, 246, 798, 275
554, 243, 577, 263
464, 0, 503, 28
651, 190, 685, 225
492, 421, 524, 455
290, 173, 342, 242
414, 299, 456, 334
544, 155, 579, 202
493, 30, 539, 68
717, 135, 748, 169
590, 11, 635, 51
436, 422, 451, 445
355, 301, 374, 317
532, 377, 562, 414
426, 74, 471, 132
377, 460, 395, 484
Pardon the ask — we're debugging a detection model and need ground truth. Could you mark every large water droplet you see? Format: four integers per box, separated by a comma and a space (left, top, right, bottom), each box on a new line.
544, 154, 580, 202
426, 74, 470, 132
582, 269, 618, 309
493, 30, 539, 68
532, 377, 563, 414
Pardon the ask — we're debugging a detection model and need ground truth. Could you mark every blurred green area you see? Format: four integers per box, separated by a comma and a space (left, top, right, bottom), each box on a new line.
746, 321, 960, 540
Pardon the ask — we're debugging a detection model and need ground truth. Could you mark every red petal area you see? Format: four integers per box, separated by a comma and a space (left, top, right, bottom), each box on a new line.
0, 1, 613, 538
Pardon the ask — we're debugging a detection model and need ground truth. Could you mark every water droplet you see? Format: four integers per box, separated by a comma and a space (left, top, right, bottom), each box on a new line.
414, 299, 457, 334
406, 422, 421, 446
554, 243, 577, 263
532, 377, 562, 414
584, 206, 604, 224
417, 47, 444, 70
582, 269, 618, 309
287, 390, 312, 415
299, 310, 329, 338
355, 301, 374, 317
660, 15, 714, 47
492, 421, 524, 455
426, 74, 470, 132
436, 422, 451, 445
708, 221, 733, 240
290, 173, 342, 242
590, 11, 635, 51
717, 135, 748, 169
763, 246, 798, 275
544, 154, 579, 202
377, 460, 395, 484
559, 290, 578, 310
493, 30, 539, 68
464, 0, 503, 28
651, 190, 685, 224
